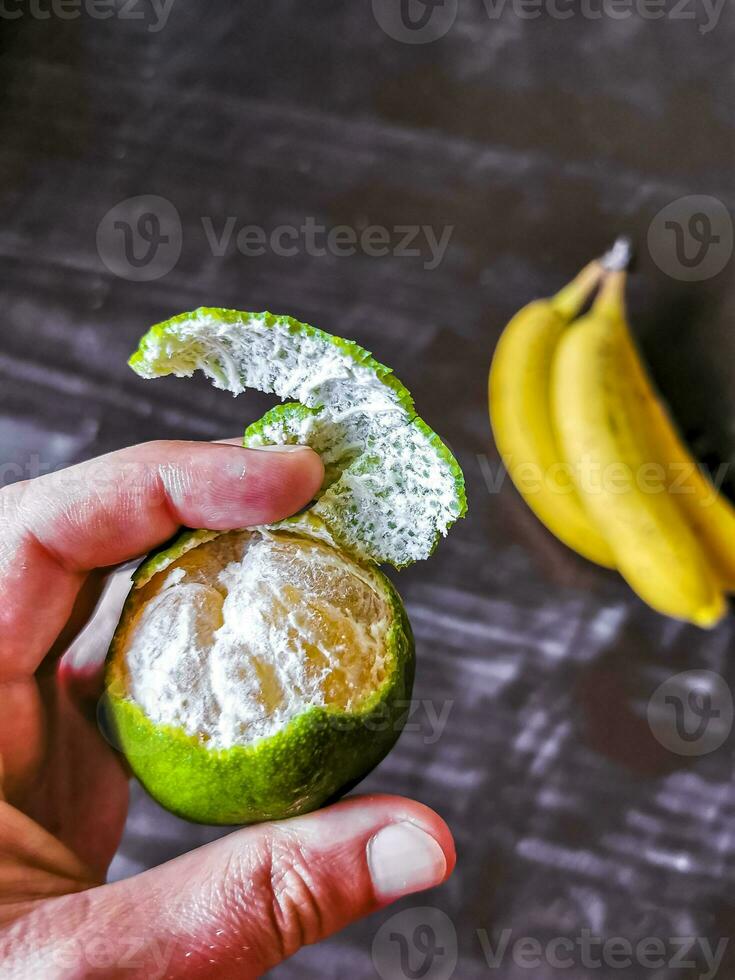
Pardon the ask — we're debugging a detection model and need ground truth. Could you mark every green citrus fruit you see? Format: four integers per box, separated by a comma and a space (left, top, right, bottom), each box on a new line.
106, 309, 465, 825
105, 529, 414, 825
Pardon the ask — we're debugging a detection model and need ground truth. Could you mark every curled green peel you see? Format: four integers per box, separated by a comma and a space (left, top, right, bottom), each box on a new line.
130, 307, 466, 567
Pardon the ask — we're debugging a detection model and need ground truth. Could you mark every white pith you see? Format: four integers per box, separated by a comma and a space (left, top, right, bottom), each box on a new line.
134, 310, 464, 566
121, 531, 392, 748
138, 311, 407, 417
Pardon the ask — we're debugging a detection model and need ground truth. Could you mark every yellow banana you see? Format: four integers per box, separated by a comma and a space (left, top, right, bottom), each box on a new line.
621, 319, 735, 591
551, 271, 725, 628
489, 261, 615, 567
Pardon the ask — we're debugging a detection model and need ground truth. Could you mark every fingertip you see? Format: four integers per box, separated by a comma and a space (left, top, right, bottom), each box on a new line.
354, 794, 457, 890
166, 443, 324, 529
238, 445, 324, 523
282, 793, 456, 902
408, 806, 457, 882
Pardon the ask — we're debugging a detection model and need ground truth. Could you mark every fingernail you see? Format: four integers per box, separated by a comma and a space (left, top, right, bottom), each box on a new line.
251, 444, 314, 453
367, 822, 447, 900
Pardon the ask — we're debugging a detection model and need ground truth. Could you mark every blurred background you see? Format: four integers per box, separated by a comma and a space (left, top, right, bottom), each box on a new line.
2, 2, 735, 977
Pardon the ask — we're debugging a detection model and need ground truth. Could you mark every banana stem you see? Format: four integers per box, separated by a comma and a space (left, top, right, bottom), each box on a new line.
551, 260, 605, 320
601, 236, 633, 272
594, 268, 627, 318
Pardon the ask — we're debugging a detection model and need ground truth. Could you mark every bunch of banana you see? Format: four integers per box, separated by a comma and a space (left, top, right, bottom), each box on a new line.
489, 242, 735, 628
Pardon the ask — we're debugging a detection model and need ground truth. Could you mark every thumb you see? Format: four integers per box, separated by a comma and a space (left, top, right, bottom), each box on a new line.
34, 795, 454, 978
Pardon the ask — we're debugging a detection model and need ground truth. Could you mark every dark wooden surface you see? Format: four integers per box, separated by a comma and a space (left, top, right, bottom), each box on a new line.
2, 3, 735, 977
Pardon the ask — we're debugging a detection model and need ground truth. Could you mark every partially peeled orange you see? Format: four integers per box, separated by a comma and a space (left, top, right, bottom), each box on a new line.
105, 309, 465, 823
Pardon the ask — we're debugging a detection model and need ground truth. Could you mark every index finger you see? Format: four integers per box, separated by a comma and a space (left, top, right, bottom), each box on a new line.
0, 440, 323, 677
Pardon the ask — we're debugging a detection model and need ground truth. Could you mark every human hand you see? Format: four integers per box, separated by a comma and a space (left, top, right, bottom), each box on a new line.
0, 440, 455, 978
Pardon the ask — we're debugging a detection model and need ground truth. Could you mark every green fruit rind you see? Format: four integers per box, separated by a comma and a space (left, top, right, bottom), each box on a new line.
129, 308, 414, 413
105, 551, 415, 825
132, 528, 222, 588
129, 308, 466, 568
